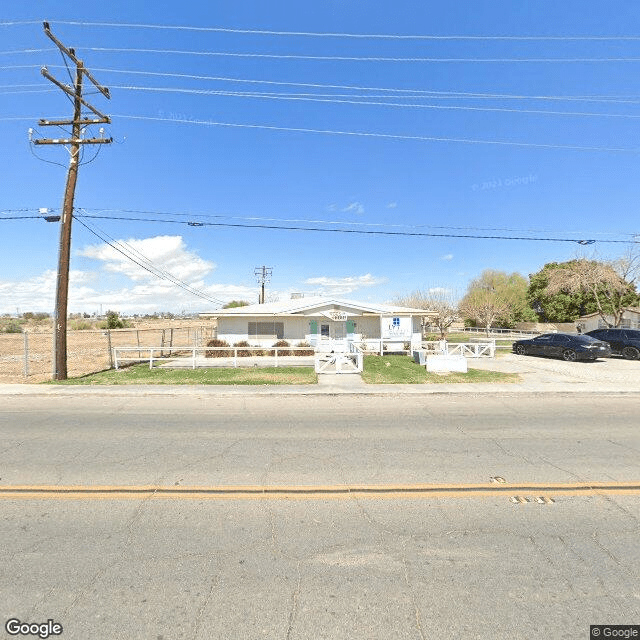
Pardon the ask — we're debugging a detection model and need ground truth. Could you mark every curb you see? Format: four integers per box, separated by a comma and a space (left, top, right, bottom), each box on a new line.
1, 383, 640, 398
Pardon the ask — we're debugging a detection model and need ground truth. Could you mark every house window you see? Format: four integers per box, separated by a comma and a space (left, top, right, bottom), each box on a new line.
320, 324, 330, 337
248, 321, 284, 339
392, 317, 401, 327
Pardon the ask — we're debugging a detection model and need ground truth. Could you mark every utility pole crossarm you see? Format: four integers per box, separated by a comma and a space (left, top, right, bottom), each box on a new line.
42, 21, 110, 98
41, 67, 111, 121
34, 137, 113, 146
39, 117, 110, 127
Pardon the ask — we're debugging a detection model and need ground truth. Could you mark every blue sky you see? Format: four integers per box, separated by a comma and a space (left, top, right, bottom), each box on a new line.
2, 1, 640, 315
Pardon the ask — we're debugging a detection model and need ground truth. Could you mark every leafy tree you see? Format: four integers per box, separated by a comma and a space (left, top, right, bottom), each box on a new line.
459, 270, 536, 334
527, 263, 589, 322
105, 310, 125, 329
543, 259, 638, 327
528, 258, 639, 325
223, 300, 251, 309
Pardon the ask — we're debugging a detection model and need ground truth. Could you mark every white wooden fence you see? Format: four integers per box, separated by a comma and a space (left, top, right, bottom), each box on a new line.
113, 346, 315, 370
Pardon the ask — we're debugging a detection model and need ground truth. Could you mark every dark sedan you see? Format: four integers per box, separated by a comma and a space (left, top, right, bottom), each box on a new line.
585, 328, 640, 360
512, 333, 611, 362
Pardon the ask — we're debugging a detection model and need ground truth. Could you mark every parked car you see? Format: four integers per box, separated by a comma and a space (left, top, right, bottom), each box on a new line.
585, 328, 640, 360
512, 333, 611, 362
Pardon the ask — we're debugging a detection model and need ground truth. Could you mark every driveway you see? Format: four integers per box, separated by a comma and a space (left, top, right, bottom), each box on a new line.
472, 351, 639, 384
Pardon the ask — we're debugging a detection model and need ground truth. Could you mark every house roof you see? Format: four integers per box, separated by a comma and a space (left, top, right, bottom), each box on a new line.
200, 296, 436, 318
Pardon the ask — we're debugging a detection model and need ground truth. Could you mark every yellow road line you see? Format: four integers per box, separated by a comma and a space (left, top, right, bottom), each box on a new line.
0, 482, 639, 500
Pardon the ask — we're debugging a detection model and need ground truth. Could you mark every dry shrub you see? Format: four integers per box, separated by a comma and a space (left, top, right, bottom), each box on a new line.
294, 341, 314, 356
233, 340, 254, 357
205, 338, 231, 357
272, 340, 291, 356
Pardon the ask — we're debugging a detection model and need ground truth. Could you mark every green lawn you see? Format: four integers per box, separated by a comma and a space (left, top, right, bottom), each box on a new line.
361, 355, 520, 384
45, 363, 318, 385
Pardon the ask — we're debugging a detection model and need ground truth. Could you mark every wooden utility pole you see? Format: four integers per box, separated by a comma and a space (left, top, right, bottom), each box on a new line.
254, 266, 273, 304
33, 22, 112, 380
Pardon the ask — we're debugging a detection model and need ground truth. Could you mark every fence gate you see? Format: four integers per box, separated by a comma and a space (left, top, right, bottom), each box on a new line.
314, 351, 363, 374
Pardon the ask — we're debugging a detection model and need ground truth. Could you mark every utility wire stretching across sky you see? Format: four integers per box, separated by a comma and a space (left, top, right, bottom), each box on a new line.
78, 213, 640, 245
10, 65, 640, 105
0, 113, 632, 152
113, 114, 633, 152
108, 85, 640, 120
74, 213, 227, 305
65, 48, 640, 63
7, 47, 640, 63
4, 20, 640, 40
74, 207, 640, 239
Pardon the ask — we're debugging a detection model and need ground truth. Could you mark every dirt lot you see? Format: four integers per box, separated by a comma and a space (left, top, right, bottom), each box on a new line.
0, 321, 216, 383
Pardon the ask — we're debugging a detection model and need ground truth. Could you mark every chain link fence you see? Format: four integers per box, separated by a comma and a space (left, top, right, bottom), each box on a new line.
0, 325, 216, 383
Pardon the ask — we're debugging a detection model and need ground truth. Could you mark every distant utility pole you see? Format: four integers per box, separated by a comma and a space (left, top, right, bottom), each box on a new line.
33, 22, 112, 380
254, 266, 273, 304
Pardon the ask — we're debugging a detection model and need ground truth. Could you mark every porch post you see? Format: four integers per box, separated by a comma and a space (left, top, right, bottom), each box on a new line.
379, 314, 383, 355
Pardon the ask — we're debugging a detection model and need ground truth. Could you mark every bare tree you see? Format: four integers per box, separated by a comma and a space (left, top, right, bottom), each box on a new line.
394, 288, 458, 338
544, 258, 635, 327
458, 288, 511, 336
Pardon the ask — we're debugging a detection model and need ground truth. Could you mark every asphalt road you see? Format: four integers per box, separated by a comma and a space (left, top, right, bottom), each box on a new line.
1, 394, 639, 639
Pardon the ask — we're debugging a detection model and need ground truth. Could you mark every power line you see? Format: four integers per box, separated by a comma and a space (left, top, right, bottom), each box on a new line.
4, 207, 637, 243
0, 215, 41, 220
0, 48, 57, 55
77, 213, 639, 244
113, 114, 632, 152
74, 214, 226, 305
82, 47, 640, 63
48, 66, 640, 105
24, 21, 640, 41
109, 84, 640, 120
75, 207, 640, 238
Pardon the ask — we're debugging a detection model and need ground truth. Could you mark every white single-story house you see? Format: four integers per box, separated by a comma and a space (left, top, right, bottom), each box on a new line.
577, 307, 640, 332
200, 296, 437, 353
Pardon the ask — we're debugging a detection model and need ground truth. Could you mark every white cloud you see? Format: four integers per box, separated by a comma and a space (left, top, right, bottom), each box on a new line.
303, 273, 387, 295
341, 202, 365, 215
0, 269, 100, 314
78, 235, 216, 283
387, 202, 398, 209
0, 236, 261, 315
441, 254, 454, 261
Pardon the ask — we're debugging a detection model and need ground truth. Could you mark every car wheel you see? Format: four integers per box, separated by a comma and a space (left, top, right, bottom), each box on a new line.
622, 346, 640, 360
562, 349, 577, 362
515, 345, 527, 355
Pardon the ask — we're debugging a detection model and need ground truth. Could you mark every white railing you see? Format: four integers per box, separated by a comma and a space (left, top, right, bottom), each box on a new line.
417, 341, 495, 359
462, 327, 541, 337
112, 346, 316, 370
445, 342, 495, 358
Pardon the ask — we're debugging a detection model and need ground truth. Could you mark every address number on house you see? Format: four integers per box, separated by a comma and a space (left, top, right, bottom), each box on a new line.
329, 311, 348, 321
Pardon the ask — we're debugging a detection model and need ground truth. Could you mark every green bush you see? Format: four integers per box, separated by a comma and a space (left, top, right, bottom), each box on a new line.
105, 310, 125, 329
70, 320, 94, 330
3, 320, 23, 333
